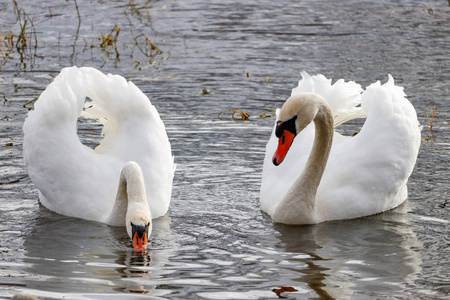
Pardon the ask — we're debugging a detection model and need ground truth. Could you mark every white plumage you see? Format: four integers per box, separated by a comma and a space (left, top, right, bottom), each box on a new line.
23, 66, 175, 224
260, 72, 421, 224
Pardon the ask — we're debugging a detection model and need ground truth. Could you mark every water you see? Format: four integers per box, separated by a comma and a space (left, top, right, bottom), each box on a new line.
1, 0, 449, 299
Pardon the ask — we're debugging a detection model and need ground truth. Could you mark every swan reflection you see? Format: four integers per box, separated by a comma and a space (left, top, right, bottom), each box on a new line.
23, 207, 174, 296
273, 204, 422, 299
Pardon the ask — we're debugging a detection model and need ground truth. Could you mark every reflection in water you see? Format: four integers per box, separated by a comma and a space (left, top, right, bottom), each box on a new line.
274, 223, 332, 299
126, 252, 152, 270
23, 206, 175, 297
113, 251, 152, 294
273, 204, 422, 299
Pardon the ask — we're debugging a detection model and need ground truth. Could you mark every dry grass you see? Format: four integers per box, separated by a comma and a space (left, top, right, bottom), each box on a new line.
0, 1, 37, 69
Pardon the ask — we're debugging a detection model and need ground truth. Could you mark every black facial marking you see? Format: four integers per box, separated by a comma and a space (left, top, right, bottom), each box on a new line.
131, 222, 149, 239
275, 123, 283, 138
275, 115, 297, 138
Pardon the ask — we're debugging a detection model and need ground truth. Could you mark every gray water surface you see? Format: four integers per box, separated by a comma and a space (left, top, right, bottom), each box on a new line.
1, 0, 449, 299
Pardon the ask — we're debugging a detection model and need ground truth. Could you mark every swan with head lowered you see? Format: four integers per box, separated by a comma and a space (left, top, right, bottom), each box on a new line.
260, 72, 421, 224
23, 66, 175, 251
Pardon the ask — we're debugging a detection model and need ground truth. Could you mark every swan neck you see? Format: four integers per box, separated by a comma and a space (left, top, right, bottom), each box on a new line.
302, 105, 334, 195
274, 101, 334, 224
107, 164, 147, 226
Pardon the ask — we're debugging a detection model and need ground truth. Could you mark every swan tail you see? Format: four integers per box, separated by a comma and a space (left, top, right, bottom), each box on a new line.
362, 75, 421, 135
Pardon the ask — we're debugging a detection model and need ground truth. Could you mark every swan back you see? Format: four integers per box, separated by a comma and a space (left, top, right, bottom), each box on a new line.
316, 75, 421, 220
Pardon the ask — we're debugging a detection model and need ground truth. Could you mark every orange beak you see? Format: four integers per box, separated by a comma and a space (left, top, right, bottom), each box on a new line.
132, 231, 148, 252
272, 130, 295, 166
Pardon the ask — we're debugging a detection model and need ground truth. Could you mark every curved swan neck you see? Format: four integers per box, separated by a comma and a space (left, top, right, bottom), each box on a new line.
301, 104, 334, 194
273, 96, 334, 224
107, 162, 149, 226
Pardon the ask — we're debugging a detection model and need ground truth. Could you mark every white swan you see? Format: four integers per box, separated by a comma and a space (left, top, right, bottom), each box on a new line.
23, 66, 175, 250
260, 72, 421, 224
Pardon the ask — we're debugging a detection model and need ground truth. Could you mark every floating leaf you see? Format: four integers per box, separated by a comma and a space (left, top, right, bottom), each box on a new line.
195, 88, 210, 96
272, 286, 298, 298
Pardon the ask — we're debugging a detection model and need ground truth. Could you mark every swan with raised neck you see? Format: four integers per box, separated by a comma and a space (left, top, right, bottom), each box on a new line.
271, 93, 334, 224
107, 161, 152, 251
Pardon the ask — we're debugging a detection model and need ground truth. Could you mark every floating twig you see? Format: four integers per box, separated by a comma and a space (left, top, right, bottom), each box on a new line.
272, 286, 298, 298
131, 33, 163, 66
429, 105, 436, 133
99, 24, 121, 60
22, 95, 39, 110
71, 0, 81, 65
12, 0, 38, 69
259, 109, 276, 118
218, 108, 278, 121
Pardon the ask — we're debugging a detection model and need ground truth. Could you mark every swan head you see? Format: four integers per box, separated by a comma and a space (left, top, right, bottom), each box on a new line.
126, 210, 152, 252
273, 93, 323, 166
